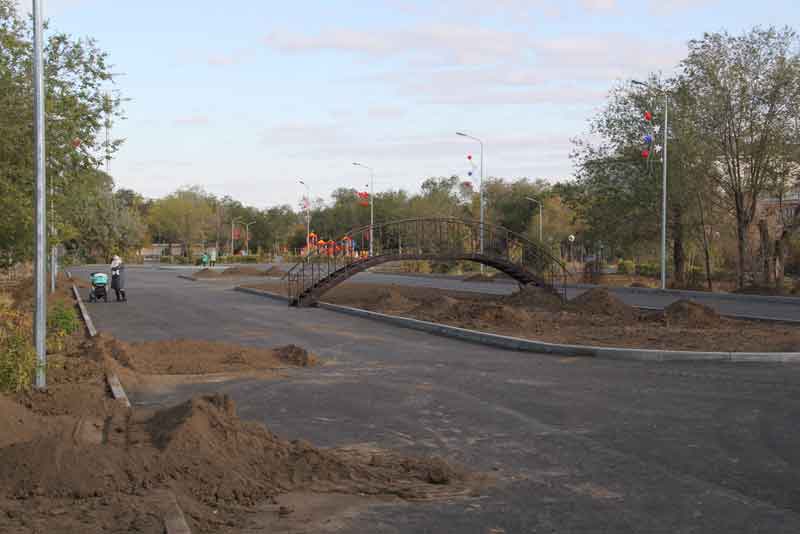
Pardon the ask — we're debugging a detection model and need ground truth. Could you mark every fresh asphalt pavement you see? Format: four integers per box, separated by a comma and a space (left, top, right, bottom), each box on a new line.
74, 267, 800, 533
157, 263, 800, 322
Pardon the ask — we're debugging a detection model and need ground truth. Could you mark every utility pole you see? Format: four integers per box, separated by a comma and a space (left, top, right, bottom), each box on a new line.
32, 0, 47, 389
457, 132, 485, 273
244, 221, 256, 256
633, 80, 669, 290
352, 163, 375, 256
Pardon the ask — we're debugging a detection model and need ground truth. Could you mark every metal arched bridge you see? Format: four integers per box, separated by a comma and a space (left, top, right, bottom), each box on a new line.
287, 217, 568, 307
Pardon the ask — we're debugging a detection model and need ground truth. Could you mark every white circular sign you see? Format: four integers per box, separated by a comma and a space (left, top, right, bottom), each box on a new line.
568, 234, 575, 243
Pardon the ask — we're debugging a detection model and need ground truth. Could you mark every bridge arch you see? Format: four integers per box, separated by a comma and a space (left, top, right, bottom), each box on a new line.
287, 217, 568, 307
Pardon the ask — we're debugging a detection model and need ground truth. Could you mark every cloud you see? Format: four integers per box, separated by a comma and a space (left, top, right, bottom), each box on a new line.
174, 115, 210, 126
367, 106, 406, 119
650, 0, 719, 14
580, 0, 617, 11
264, 24, 528, 66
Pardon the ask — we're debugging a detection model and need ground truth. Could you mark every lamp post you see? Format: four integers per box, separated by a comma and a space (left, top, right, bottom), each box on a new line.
299, 180, 311, 256
32, 0, 47, 389
456, 132, 485, 273
352, 162, 374, 256
632, 79, 669, 290
244, 221, 256, 256
525, 197, 543, 242
230, 217, 241, 258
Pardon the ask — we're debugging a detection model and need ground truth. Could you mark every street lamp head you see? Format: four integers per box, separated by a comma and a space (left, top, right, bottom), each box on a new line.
631, 80, 647, 87
456, 132, 467, 137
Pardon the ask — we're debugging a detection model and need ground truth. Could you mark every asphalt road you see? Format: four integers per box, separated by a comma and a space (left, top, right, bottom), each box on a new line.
74, 267, 800, 533
154, 264, 800, 322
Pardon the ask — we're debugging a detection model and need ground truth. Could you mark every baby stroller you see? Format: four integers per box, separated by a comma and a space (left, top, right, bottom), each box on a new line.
89, 272, 109, 303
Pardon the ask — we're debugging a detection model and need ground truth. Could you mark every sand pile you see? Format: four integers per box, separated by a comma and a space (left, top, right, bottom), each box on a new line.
501, 285, 564, 312
221, 266, 268, 277
0, 394, 467, 507
87, 334, 314, 375
273, 344, 318, 367
664, 300, 720, 328
568, 288, 638, 321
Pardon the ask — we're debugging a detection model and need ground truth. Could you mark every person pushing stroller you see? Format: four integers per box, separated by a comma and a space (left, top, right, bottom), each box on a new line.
110, 255, 127, 302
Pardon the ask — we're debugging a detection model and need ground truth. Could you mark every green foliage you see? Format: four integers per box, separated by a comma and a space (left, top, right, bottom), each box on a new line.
616, 260, 635, 275
48, 301, 79, 337
0, 305, 36, 393
637, 263, 660, 278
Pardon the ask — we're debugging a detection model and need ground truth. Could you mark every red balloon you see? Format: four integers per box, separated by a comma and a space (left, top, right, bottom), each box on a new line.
642, 149, 650, 159
467, 154, 472, 160
71, 137, 81, 148
644, 111, 653, 122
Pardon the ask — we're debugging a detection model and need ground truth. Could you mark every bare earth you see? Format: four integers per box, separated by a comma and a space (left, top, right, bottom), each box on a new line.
244, 280, 800, 353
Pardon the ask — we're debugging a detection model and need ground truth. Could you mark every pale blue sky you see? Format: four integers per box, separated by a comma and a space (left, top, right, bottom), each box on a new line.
33, 0, 797, 208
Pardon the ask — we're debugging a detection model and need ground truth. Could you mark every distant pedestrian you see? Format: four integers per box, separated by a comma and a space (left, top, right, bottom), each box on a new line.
210, 248, 217, 266
201, 252, 209, 267
110, 255, 127, 302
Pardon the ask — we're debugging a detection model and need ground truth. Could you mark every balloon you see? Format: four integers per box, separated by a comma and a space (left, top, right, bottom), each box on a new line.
644, 111, 653, 122
644, 134, 653, 144
71, 138, 81, 148
642, 149, 650, 158
467, 154, 472, 160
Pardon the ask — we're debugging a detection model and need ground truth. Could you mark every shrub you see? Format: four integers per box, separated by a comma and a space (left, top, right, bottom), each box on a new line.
617, 259, 635, 275
47, 301, 79, 353
0, 307, 36, 393
636, 263, 659, 278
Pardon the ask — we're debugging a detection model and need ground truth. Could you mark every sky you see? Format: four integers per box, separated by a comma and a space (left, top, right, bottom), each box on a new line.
24, 0, 798, 209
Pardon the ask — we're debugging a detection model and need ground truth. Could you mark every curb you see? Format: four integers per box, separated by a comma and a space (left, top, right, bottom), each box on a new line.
71, 283, 132, 408
156, 489, 193, 534
71, 284, 97, 337
234, 286, 800, 364
177, 274, 198, 282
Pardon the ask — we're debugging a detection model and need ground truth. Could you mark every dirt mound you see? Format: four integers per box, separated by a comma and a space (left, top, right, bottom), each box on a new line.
193, 268, 221, 278
568, 288, 638, 320
221, 266, 268, 277
0, 394, 467, 507
274, 344, 318, 367
664, 299, 720, 328
501, 285, 564, 312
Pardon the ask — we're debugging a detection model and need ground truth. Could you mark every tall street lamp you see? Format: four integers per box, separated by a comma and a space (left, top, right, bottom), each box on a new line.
244, 221, 256, 256
299, 180, 311, 256
632, 79, 669, 290
525, 197, 543, 242
352, 162, 374, 256
32, 0, 47, 389
456, 132, 485, 273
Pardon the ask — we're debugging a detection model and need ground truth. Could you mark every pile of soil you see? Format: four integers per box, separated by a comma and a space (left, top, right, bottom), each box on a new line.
501, 285, 564, 312
273, 344, 318, 367
0, 393, 469, 533
221, 266, 269, 277
193, 268, 221, 278
664, 299, 720, 328
568, 288, 638, 321
89, 334, 315, 375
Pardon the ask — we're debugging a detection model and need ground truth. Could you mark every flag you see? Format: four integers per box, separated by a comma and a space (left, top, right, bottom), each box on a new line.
357, 191, 370, 199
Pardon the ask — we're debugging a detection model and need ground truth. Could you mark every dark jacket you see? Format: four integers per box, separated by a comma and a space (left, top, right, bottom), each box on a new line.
111, 264, 126, 290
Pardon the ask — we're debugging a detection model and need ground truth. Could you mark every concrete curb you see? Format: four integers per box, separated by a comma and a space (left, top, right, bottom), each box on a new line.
71, 284, 97, 338
177, 274, 198, 282
71, 283, 132, 409
156, 489, 193, 534
234, 286, 800, 364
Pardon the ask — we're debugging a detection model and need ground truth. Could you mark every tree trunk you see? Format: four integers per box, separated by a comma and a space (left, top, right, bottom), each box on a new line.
758, 219, 774, 287
696, 193, 713, 291
735, 217, 748, 289
672, 205, 685, 286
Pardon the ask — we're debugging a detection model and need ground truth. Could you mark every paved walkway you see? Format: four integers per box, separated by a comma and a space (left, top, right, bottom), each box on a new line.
74, 267, 800, 533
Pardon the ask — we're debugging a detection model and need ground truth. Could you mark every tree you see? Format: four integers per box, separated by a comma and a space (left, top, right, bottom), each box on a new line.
682, 27, 800, 287
146, 187, 215, 254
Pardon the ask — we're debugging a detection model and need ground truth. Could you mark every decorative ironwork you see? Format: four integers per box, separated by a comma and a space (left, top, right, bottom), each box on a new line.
287, 217, 568, 307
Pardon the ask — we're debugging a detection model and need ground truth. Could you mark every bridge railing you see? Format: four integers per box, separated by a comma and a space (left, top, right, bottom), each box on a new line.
287, 217, 569, 304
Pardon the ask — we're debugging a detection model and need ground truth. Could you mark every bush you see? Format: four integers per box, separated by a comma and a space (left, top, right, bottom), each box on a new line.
218, 255, 258, 264
47, 301, 79, 353
0, 306, 36, 393
617, 259, 635, 275
636, 263, 659, 278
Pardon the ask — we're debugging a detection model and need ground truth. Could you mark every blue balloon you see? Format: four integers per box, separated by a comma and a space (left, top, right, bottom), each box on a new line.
644, 134, 653, 144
